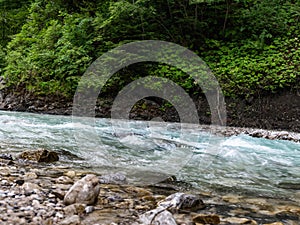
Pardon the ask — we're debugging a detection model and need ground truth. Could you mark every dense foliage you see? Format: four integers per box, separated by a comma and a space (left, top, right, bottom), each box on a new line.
0, 0, 299, 99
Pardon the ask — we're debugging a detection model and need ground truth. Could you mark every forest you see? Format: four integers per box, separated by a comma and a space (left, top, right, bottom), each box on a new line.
0, 0, 299, 101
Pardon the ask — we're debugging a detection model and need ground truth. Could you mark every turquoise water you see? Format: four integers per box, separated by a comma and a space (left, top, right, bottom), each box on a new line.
0, 110, 299, 200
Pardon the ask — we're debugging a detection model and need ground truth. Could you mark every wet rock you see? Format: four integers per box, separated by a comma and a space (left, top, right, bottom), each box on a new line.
139, 207, 177, 225
99, 172, 127, 184
158, 192, 205, 212
18, 149, 59, 163
192, 214, 220, 224
64, 174, 100, 205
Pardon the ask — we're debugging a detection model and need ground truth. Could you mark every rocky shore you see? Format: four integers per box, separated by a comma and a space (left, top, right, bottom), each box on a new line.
0, 150, 299, 225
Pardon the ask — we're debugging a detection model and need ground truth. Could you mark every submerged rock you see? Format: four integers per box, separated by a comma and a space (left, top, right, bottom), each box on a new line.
64, 174, 100, 205
18, 149, 59, 163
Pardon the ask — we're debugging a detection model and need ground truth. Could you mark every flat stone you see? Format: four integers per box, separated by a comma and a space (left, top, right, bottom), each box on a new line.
222, 217, 258, 225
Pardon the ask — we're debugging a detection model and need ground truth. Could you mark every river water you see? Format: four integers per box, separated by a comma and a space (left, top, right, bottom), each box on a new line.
0, 110, 299, 202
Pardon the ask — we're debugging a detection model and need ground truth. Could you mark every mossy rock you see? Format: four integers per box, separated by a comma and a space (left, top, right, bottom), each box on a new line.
18, 149, 59, 163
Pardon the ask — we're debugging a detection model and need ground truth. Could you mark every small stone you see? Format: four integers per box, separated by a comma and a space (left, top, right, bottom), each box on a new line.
158, 192, 205, 212
85, 205, 94, 214
193, 214, 220, 224
0, 153, 13, 160
56, 176, 74, 184
15, 179, 25, 185
22, 182, 41, 194
24, 172, 38, 180
65, 171, 76, 178
0, 167, 10, 176
32, 199, 41, 208
64, 203, 86, 216
51, 189, 66, 200
64, 174, 100, 205
60, 215, 81, 225
55, 212, 64, 218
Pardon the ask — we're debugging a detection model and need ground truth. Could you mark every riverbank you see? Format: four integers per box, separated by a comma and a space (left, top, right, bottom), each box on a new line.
0, 89, 299, 134
0, 152, 299, 225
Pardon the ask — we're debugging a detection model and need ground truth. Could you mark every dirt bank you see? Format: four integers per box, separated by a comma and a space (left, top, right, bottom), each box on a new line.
0, 89, 299, 133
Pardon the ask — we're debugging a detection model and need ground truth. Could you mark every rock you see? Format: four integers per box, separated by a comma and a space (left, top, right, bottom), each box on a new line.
59, 215, 81, 225
85, 206, 94, 214
63, 203, 86, 216
99, 172, 127, 184
56, 176, 74, 184
21, 182, 41, 194
65, 171, 76, 178
24, 172, 38, 180
0, 154, 13, 160
18, 149, 59, 163
158, 192, 205, 212
139, 207, 177, 225
64, 174, 100, 205
52, 189, 67, 200
222, 217, 258, 225
192, 214, 220, 224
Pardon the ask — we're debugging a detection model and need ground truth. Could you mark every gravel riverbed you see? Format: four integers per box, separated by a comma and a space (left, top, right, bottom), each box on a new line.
0, 150, 299, 225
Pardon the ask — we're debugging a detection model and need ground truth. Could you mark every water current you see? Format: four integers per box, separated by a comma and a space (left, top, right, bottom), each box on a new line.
0, 110, 299, 201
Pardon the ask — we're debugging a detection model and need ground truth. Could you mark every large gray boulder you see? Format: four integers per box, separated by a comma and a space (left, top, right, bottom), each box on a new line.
64, 174, 100, 205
